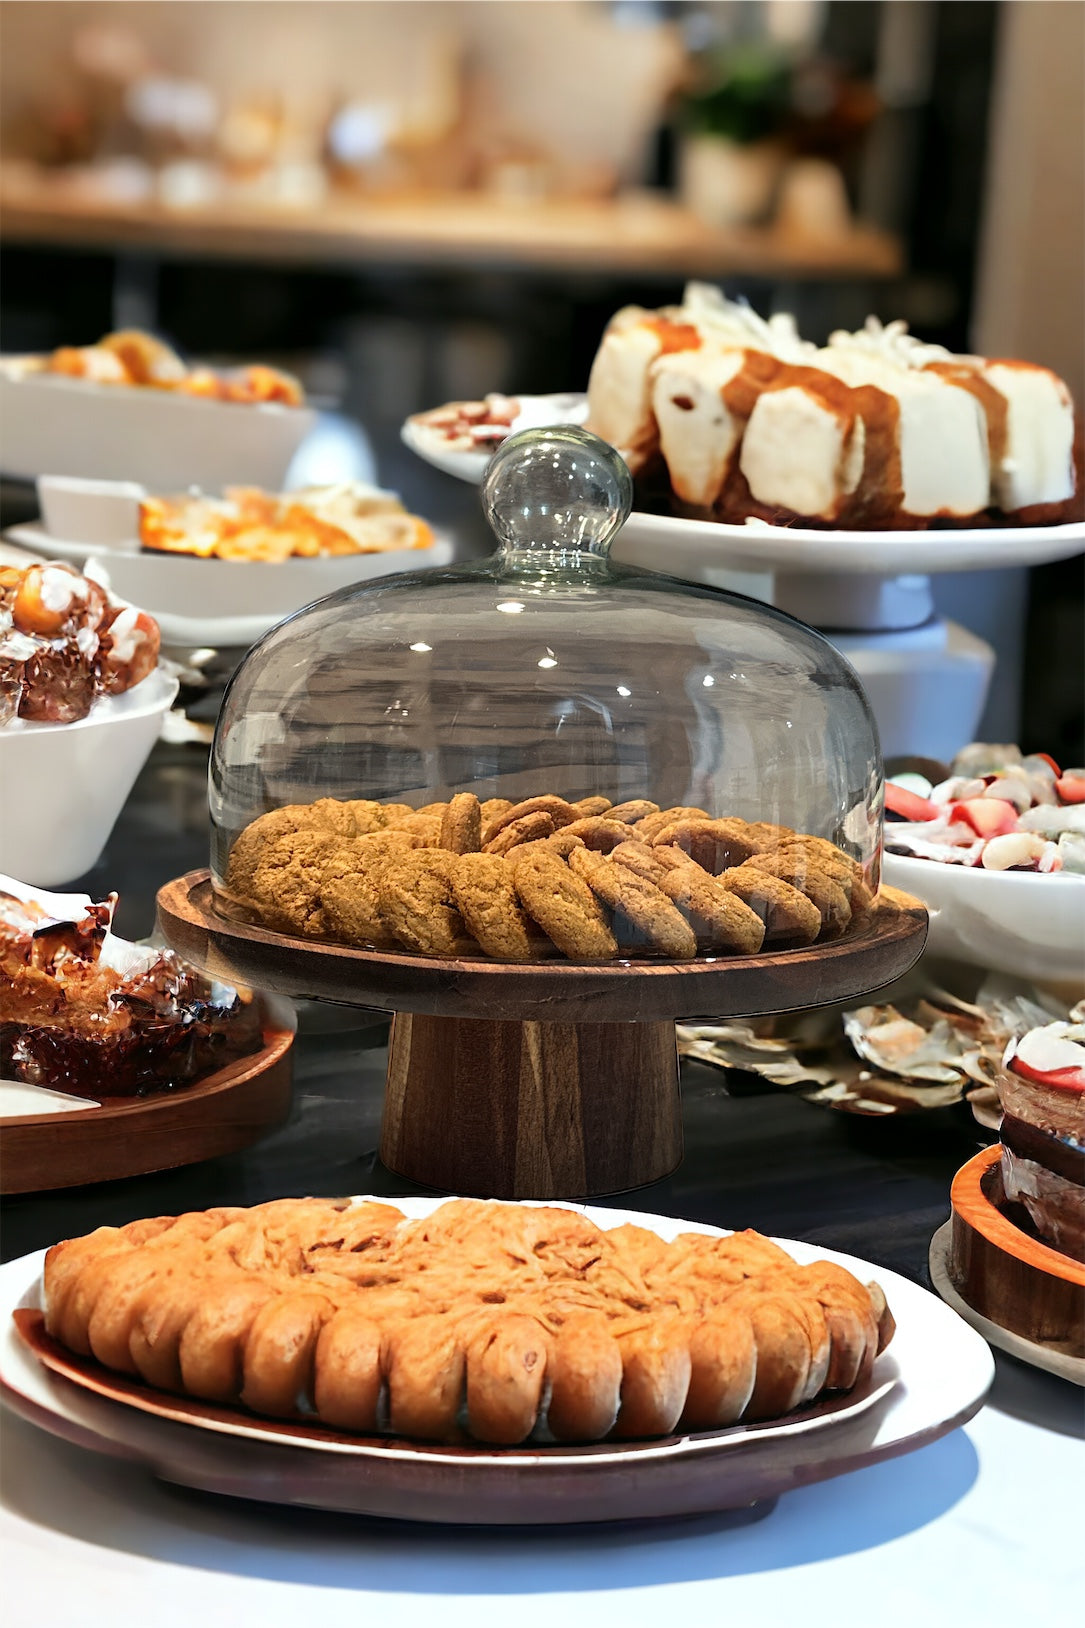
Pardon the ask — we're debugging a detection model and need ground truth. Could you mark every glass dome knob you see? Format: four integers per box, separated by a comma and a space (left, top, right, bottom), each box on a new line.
482, 425, 633, 567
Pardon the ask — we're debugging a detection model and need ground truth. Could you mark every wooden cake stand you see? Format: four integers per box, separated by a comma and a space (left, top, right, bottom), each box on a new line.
158, 870, 926, 1200
929, 1143, 1085, 1379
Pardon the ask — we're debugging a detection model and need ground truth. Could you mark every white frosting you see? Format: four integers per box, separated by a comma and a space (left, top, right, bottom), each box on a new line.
739, 387, 861, 519
38, 566, 86, 616
104, 605, 144, 663
1005, 1021, 1085, 1077
983, 363, 1076, 509
586, 319, 667, 469
679, 283, 814, 363
827, 315, 960, 371
649, 349, 747, 508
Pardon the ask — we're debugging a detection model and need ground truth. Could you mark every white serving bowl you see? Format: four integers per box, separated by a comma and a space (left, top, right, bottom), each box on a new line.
0, 368, 315, 491
37, 475, 145, 548
0, 667, 179, 887
882, 851, 1085, 983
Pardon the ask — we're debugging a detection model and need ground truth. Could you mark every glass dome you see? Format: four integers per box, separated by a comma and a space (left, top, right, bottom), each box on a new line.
210, 426, 883, 964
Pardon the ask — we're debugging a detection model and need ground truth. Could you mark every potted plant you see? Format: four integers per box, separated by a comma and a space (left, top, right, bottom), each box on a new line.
676, 43, 793, 227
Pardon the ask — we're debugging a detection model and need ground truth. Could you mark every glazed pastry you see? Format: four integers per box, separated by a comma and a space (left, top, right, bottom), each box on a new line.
43, 1197, 894, 1446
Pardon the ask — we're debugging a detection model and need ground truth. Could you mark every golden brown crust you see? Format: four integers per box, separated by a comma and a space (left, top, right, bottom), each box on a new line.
250, 829, 341, 936
651, 818, 761, 872
484, 811, 556, 854
653, 860, 766, 954
738, 854, 852, 939
567, 846, 697, 958
572, 796, 613, 817
440, 792, 483, 855
608, 800, 661, 825
483, 795, 580, 844
716, 867, 821, 947
377, 851, 475, 957
510, 846, 618, 960
634, 806, 711, 842
44, 1197, 892, 1447
451, 853, 542, 961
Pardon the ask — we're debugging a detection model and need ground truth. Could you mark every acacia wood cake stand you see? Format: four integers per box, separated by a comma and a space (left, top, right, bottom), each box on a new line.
937, 1143, 1085, 1365
158, 870, 927, 1200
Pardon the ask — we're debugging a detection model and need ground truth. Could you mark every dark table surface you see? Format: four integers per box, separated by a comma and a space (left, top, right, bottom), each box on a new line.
3, 739, 990, 1278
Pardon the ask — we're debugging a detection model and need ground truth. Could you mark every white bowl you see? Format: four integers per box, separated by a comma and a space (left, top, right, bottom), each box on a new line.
882, 851, 1085, 982
0, 667, 179, 887
0, 368, 315, 492
37, 476, 145, 548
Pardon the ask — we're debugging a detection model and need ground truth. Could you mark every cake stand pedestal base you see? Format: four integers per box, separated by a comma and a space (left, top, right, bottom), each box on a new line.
382, 1015, 682, 1199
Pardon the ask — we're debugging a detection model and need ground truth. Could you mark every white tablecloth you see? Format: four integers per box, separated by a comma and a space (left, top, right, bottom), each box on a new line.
2, 1353, 1081, 1628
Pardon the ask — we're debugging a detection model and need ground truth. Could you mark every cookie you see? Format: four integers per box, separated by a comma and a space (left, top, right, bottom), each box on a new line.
571, 796, 613, 817
567, 847, 697, 958
439, 792, 483, 855
380, 803, 421, 826
394, 812, 443, 844
558, 817, 637, 853
308, 798, 360, 837
377, 851, 474, 957
742, 853, 851, 939
480, 798, 515, 824
635, 806, 711, 842
741, 821, 797, 850
545, 829, 587, 858
250, 829, 341, 936
716, 867, 821, 947
323, 871, 396, 949
345, 799, 390, 835
451, 853, 542, 960
510, 846, 618, 960
653, 861, 766, 954
608, 800, 660, 825
776, 839, 873, 910
225, 804, 332, 898
483, 796, 580, 843
651, 819, 761, 872
484, 811, 555, 854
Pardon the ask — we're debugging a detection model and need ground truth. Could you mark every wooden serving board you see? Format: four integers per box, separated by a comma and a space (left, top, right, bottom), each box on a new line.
0, 1012, 294, 1195
946, 1144, 1085, 1359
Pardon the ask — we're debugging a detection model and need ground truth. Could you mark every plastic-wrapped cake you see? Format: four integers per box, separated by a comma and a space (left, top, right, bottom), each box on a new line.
587, 283, 1081, 529
0, 876, 262, 1098
210, 426, 885, 964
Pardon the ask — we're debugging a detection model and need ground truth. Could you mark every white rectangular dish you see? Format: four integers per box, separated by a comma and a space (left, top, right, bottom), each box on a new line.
0, 367, 315, 491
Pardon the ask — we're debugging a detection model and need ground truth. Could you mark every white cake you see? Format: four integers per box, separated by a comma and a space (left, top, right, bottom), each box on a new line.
586, 285, 1081, 529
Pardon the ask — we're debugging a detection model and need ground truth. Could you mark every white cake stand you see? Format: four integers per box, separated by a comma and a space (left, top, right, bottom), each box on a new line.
402, 399, 1085, 759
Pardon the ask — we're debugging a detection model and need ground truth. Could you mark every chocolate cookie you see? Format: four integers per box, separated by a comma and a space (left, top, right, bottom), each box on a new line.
510, 846, 618, 960
440, 792, 483, 855
451, 853, 541, 960
568, 847, 697, 958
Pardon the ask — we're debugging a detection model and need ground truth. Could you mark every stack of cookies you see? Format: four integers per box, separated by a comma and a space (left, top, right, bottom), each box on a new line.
223, 793, 875, 963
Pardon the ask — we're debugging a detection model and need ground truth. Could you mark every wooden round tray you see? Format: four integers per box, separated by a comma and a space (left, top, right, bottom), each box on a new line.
157, 871, 926, 1199
941, 1144, 1085, 1364
158, 872, 927, 1024
0, 1001, 294, 1195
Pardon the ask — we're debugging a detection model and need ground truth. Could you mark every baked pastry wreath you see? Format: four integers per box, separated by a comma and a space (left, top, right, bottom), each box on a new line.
222, 792, 876, 962
43, 1198, 894, 1446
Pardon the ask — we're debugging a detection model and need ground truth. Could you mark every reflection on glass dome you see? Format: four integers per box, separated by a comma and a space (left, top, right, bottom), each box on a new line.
210, 426, 882, 963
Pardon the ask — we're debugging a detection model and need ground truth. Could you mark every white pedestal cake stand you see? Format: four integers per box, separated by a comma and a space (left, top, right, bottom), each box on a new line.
401, 402, 1085, 760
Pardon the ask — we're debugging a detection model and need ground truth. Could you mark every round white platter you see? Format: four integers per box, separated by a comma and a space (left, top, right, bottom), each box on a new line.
928, 1222, 1085, 1387
1, 1198, 993, 1526
882, 852, 1085, 983
3, 523, 456, 650
401, 398, 1085, 582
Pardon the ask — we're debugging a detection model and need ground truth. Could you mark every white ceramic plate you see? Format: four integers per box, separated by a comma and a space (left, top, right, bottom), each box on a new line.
0, 666, 179, 887
882, 851, 1085, 982
0, 1198, 993, 1525
401, 392, 589, 483
0, 367, 316, 492
4, 524, 455, 650
402, 398, 1085, 578
928, 1222, 1084, 1386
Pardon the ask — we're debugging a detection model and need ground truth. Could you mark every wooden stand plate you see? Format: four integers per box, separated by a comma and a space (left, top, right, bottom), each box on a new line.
929, 1144, 1085, 1379
157, 871, 926, 1199
0, 997, 295, 1195
0, 1203, 993, 1526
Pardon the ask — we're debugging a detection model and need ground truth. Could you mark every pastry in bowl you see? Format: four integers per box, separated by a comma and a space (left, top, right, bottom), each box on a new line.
41, 1196, 894, 1444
